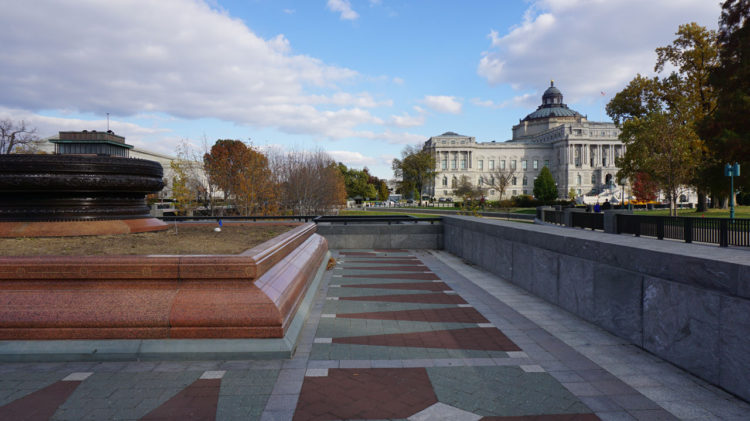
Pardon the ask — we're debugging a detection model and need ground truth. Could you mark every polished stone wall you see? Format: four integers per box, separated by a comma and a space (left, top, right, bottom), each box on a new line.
442, 215, 750, 402
316, 223, 443, 250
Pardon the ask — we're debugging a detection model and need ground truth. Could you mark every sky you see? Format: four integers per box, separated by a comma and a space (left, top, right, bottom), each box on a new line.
1, 0, 721, 179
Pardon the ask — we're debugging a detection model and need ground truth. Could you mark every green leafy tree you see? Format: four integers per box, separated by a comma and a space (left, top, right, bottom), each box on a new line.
607, 23, 718, 215
568, 188, 577, 201
699, 1, 750, 199
376, 180, 389, 201
392, 145, 437, 206
533, 166, 558, 203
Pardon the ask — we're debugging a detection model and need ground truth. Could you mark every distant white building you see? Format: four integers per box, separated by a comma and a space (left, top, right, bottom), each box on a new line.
424, 82, 630, 203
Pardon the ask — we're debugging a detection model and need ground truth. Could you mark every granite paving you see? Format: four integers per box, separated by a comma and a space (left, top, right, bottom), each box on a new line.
0, 248, 747, 420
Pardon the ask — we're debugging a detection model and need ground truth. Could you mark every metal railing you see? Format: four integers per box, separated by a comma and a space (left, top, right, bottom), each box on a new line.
160, 215, 317, 222
542, 210, 564, 225
571, 212, 604, 231
616, 214, 750, 247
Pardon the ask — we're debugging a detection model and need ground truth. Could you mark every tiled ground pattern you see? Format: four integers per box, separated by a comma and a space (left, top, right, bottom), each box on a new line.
297, 250, 601, 420
0, 249, 746, 419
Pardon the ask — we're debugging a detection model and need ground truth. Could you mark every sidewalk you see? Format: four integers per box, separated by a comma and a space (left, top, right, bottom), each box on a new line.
0, 249, 747, 420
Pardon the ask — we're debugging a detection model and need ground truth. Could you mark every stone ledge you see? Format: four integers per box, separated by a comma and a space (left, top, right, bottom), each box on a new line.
0, 223, 327, 341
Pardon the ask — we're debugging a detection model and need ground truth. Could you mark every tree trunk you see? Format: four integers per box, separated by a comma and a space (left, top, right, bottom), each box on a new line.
696, 191, 707, 212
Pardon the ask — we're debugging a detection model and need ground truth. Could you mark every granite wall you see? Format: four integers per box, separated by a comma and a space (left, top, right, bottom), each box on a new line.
316, 223, 443, 250
442, 216, 750, 402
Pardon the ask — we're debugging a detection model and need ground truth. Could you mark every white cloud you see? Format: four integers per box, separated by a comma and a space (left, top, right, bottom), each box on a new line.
283, 8, 295, 14
477, 0, 720, 102
389, 107, 426, 128
471, 93, 536, 109
392, 77, 405, 85
0, 0, 386, 140
328, 150, 378, 167
327, 0, 359, 20
421, 95, 462, 114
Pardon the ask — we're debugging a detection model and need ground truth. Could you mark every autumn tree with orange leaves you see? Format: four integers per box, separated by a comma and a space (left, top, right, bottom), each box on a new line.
203, 139, 278, 215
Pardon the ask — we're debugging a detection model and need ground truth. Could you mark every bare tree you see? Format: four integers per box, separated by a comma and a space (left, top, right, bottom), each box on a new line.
487, 167, 516, 201
0, 119, 38, 154
271, 148, 346, 215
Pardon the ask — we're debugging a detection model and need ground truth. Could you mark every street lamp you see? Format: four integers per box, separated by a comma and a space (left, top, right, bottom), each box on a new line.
725, 162, 741, 220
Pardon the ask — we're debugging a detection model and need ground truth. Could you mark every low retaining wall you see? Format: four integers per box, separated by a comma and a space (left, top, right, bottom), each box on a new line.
316, 223, 442, 249
442, 215, 750, 402
0, 223, 327, 341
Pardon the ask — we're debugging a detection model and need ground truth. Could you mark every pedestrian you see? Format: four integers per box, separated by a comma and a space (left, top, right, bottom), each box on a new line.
594, 201, 601, 213
602, 199, 611, 210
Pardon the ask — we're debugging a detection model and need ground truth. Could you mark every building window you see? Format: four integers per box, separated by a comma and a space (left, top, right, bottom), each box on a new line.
478, 160, 483, 170
591, 174, 597, 184
460, 158, 466, 169
522, 160, 527, 170
522, 176, 528, 186
478, 176, 483, 186
512, 190, 517, 196
441, 159, 447, 170
500, 160, 505, 170
489, 160, 495, 170
490, 189, 495, 195
544, 160, 549, 167
533, 160, 538, 170
512, 176, 517, 185
523, 189, 527, 195
442, 176, 448, 186
451, 158, 457, 169
577, 174, 582, 185
510, 160, 517, 170
451, 178, 457, 188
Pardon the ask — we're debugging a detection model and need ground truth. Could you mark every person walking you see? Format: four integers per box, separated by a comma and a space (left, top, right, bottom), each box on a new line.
594, 201, 601, 213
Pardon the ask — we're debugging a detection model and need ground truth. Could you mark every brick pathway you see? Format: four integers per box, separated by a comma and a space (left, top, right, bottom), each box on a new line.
0, 249, 748, 420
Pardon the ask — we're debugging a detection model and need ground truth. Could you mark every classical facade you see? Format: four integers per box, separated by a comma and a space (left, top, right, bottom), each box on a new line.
424, 82, 624, 201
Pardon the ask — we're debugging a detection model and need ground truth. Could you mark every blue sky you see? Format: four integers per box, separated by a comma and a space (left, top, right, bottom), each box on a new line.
1, 0, 720, 178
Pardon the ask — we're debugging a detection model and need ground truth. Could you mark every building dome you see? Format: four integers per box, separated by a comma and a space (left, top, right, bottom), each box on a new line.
523, 80, 582, 121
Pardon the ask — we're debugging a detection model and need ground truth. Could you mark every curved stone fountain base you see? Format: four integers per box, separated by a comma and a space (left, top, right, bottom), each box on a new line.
0, 218, 168, 238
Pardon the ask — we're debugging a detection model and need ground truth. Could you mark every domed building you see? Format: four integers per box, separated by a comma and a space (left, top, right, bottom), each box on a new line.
424, 81, 627, 203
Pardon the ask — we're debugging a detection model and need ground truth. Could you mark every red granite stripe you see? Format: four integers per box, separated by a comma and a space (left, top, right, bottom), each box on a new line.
340, 293, 467, 304
344, 259, 421, 264
334, 327, 521, 351
345, 265, 429, 272
294, 368, 437, 421
339, 252, 378, 256
346, 272, 439, 280
140, 379, 220, 421
0, 380, 80, 421
481, 414, 601, 421
337, 307, 489, 323
341, 282, 450, 291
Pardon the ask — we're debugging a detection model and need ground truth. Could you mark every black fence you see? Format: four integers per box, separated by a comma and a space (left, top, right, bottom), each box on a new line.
542, 210, 564, 225
571, 212, 605, 231
617, 214, 750, 247
160, 215, 317, 222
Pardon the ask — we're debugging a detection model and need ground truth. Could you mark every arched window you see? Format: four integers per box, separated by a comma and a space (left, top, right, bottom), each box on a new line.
512, 177, 517, 185
451, 177, 457, 188
442, 176, 448, 186
577, 174, 582, 186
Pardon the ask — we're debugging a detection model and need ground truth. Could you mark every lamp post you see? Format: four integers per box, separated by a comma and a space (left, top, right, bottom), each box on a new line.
725, 162, 741, 220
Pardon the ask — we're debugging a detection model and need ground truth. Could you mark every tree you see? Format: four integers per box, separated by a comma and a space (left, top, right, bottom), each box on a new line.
376, 180, 389, 201
533, 166, 558, 203
338, 164, 378, 200
0, 119, 38, 154
631, 172, 658, 202
617, 112, 701, 215
169, 139, 209, 215
392, 145, 437, 206
699, 1, 750, 199
607, 23, 719, 215
271, 149, 346, 215
486, 166, 516, 201
203, 139, 277, 215
568, 188, 577, 201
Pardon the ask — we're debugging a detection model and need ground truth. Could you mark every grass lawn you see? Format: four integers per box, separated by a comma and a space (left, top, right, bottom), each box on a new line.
0, 224, 294, 256
633, 205, 750, 219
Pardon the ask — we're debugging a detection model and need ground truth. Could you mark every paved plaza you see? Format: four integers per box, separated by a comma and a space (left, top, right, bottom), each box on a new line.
0, 249, 748, 420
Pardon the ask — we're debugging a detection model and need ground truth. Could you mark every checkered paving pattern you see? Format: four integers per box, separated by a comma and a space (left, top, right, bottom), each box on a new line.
298, 250, 607, 420
0, 248, 722, 420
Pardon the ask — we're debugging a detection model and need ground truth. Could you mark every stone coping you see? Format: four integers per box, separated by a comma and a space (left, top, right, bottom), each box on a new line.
0, 222, 316, 281
0, 223, 329, 341
0, 217, 169, 238
0, 250, 330, 361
